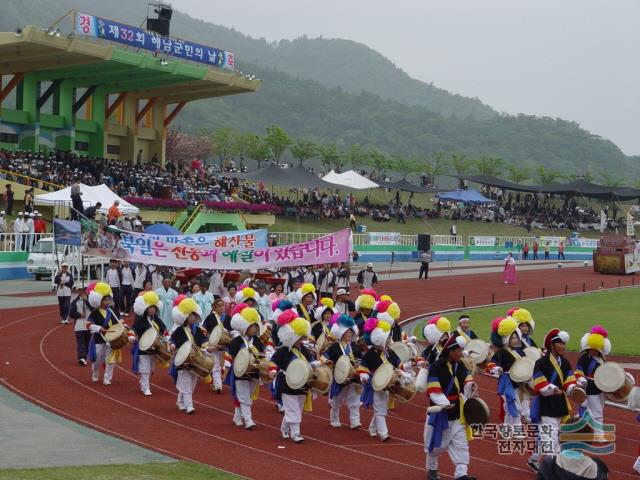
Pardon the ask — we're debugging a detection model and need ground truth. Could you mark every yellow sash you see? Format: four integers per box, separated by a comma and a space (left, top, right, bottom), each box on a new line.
101, 308, 123, 364
549, 355, 572, 422
293, 347, 313, 412
456, 327, 471, 342
299, 304, 311, 322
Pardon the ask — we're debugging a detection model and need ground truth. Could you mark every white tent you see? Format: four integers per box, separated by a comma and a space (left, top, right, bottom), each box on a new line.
322, 170, 379, 190
34, 183, 139, 215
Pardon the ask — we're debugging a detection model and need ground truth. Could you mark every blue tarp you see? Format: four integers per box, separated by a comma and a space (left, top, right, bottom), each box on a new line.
144, 223, 182, 235
436, 189, 494, 204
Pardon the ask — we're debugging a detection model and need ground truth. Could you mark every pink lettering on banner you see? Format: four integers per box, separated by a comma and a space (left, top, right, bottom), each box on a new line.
82, 229, 351, 270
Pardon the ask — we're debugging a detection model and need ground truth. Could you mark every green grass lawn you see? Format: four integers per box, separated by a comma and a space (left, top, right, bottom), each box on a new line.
271, 215, 599, 238
409, 288, 640, 356
0, 462, 240, 480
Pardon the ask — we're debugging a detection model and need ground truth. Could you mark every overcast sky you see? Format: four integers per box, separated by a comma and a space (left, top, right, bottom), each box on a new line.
172, 0, 639, 155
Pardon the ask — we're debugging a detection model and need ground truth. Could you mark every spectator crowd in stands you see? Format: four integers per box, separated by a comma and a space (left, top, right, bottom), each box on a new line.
0, 148, 627, 232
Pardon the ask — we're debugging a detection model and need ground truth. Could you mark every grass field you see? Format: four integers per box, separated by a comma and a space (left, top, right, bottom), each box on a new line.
409, 288, 640, 356
0, 462, 241, 480
271, 215, 600, 238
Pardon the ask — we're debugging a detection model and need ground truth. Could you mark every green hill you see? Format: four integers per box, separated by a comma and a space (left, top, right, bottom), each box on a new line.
2, 0, 639, 175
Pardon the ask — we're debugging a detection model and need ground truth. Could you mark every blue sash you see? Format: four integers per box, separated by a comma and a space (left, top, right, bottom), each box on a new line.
360, 380, 374, 408
169, 361, 178, 384
498, 372, 519, 419
88, 309, 112, 363
131, 342, 141, 374
427, 364, 457, 452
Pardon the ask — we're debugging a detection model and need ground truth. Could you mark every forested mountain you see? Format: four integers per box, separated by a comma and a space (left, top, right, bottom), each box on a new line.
3, 0, 638, 174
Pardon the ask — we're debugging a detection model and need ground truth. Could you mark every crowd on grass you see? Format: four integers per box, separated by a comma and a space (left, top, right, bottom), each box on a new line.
0, 149, 628, 231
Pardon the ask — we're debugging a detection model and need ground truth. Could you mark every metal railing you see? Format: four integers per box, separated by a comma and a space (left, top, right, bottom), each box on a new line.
269, 231, 418, 247
0, 168, 64, 191
180, 203, 203, 233
430, 235, 465, 246
0, 233, 53, 252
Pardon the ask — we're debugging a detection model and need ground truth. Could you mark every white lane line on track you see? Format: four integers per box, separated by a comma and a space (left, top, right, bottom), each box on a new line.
37, 326, 357, 480
0, 379, 250, 479
0, 309, 56, 331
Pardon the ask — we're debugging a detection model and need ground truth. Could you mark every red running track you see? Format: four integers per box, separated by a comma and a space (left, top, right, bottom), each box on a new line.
0, 267, 639, 479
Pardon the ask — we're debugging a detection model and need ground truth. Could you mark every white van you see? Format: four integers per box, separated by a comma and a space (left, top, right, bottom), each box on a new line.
27, 238, 105, 280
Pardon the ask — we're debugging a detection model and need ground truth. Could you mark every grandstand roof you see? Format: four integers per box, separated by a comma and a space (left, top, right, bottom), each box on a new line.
0, 26, 259, 102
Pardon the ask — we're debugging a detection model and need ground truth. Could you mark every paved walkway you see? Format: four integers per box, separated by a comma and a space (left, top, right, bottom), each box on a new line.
0, 386, 171, 469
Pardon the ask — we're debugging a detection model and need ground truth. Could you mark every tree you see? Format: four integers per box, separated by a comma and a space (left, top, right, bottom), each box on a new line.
535, 165, 562, 185
165, 129, 212, 169
264, 125, 292, 164
421, 152, 449, 187
599, 172, 624, 187
347, 144, 367, 171
366, 148, 390, 179
290, 139, 317, 166
233, 131, 255, 164
450, 153, 473, 175
505, 164, 530, 184
211, 127, 235, 169
391, 155, 419, 180
564, 170, 595, 182
319, 143, 340, 171
245, 134, 271, 168
473, 156, 503, 177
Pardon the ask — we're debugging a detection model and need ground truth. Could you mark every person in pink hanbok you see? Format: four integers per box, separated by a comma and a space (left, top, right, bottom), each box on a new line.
503, 252, 517, 284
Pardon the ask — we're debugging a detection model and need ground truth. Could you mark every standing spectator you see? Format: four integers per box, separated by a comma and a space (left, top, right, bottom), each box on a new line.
34, 212, 46, 237
397, 206, 406, 224
450, 224, 457, 237
23, 188, 34, 213
69, 287, 91, 365
13, 212, 24, 251
357, 263, 378, 290
53, 262, 74, 324
335, 262, 350, 294
119, 260, 134, 315
4, 184, 14, 216
419, 250, 432, 279
316, 264, 336, 299
532, 240, 539, 260
70, 181, 83, 219
544, 242, 550, 260
136, 149, 143, 165
207, 270, 224, 299
132, 262, 149, 298
121, 216, 133, 231
222, 283, 237, 316
558, 241, 565, 260
107, 200, 123, 225
503, 252, 517, 285
523, 242, 529, 260
349, 212, 357, 232
155, 277, 178, 330
25, 213, 35, 251
255, 281, 272, 321
303, 265, 317, 286
0, 211, 6, 241
105, 259, 122, 318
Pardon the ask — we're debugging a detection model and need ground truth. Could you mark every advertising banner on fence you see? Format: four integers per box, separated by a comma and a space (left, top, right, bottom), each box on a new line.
80, 222, 352, 269
367, 232, 401, 245
75, 12, 235, 70
470, 236, 496, 246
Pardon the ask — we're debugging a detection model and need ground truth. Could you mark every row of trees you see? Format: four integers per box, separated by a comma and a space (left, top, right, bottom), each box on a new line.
167, 126, 631, 188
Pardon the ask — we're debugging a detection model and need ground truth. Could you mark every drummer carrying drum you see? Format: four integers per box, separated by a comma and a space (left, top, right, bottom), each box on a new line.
226, 304, 265, 430
528, 329, 578, 473
322, 314, 362, 429
419, 316, 452, 367
269, 311, 316, 443
486, 316, 527, 427
424, 334, 479, 480
169, 298, 207, 414
131, 291, 167, 396
358, 317, 407, 442
202, 298, 230, 393
508, 307, 537, 348
86, 282, 132, 386
574, 326, 612, 431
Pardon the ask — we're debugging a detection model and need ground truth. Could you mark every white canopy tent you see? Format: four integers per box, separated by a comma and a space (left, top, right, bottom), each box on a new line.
322, 170, 379, 190
34, 183, 140, 215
